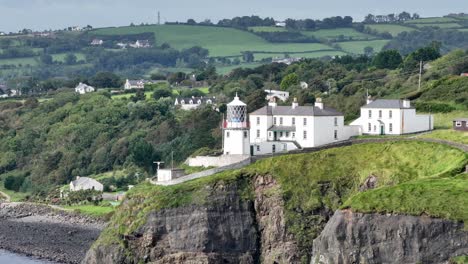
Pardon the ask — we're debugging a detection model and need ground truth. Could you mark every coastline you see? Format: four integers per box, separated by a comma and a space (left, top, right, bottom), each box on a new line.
0, 202, 106, 264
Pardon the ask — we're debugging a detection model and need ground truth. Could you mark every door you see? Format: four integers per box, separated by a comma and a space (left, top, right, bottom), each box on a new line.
380, 125, 385, 135
250, 145, 254, 156
273, 131, 277, 141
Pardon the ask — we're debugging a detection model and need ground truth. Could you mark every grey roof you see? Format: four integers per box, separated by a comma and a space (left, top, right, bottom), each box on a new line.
71, 177, 101, 187
250, 105, 343, 116
268, 125, 296, 132
454, 118, 468, 122
177, 97, 216, 104
362, 99, 414, 109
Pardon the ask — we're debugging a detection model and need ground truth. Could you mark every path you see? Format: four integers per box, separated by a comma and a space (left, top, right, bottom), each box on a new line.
155, 137, 467, 186
0, 190, 10, 202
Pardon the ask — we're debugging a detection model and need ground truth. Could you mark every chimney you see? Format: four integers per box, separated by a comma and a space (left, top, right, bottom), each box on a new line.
366, 96, 373, 105
268, 97, 277, 107
76, 176, 80, 180
315, 97, 324, 109
402, 99, 411, 108
292, 97, 299, 109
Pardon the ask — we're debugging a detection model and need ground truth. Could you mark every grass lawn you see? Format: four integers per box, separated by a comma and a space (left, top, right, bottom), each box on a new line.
111, 91, 154, 100
0, 182, 29, 202
216, 62, 263, 75
419, 129, 468, 145
52, 52, 86, 63
429, 110, 468, 129
336, 39, 390, 54
301, 28, 376, 41
248, 26, 287, 32
365, 24, 416, 36
63, 204, 115, 217
458, 28, 468, 32
413, 23, 462, 29
405, 17, 460, 24
253, 50, 346, 60
0, 56, 38, 66
92, 25, 338, 57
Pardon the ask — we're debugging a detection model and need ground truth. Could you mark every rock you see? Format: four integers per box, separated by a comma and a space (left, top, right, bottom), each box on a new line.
359, 175, 377, 191
312, 209, 468, 264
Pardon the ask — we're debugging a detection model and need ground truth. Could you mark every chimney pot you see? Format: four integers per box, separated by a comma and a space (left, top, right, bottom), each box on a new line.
292, 97, 299, 109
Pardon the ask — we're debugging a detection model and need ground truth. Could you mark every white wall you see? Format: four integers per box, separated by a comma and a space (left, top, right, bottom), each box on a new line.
224, 129, 250, 155
402, 110, 434, 134
251, 141, 297, 155
353, 108, 402, 135
186, 155, 250, 167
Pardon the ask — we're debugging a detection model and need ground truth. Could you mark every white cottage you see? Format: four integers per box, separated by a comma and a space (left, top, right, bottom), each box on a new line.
350, 98, 434, 135
249, 98, 359, 155
265, 89, 290, 102
174, 96, 216, 110
69, 177, 103, 192
75, 83, 95, 94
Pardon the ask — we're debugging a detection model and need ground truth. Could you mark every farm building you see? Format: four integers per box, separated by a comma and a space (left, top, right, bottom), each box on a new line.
350, 98, 433, 135
265, 90, 290, 102
124, 79, 151, 89
453, 118, 468, 131
174, 96, 216, 110
249, 98, 359, 155
90, 39, 104, 46
75, 82, 95, 94
70, 177, 103, 192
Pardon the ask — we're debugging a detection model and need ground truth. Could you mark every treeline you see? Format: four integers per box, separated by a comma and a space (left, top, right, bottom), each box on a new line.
363, 11, 420, 24
284, 16, 353, 30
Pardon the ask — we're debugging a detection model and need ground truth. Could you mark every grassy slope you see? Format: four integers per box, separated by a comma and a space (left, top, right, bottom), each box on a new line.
0, 57, 38, 66
366, 24, 416, 36
337, 39, 390, 54
248, 26, 287, 32
413, 23, 462, 29
63, 204, 115, 217
301, 28, 376, 40
92, 25, 335, 57
98, 141, 467, 251
405, 17, 460, 23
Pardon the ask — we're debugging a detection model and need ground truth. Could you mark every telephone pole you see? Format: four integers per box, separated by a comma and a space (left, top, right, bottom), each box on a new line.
157, 11, 161, 25
418, 60, 423, 91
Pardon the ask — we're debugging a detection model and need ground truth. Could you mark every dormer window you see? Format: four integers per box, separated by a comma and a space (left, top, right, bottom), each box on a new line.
197, 100, 202, 104
207, 100, 212, 104
189, 100, 193, 104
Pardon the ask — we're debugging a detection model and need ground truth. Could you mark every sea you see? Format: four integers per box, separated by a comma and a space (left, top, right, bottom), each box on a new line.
0, 249, 49, 264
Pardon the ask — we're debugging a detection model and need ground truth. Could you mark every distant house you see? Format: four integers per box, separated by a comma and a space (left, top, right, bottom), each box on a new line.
453, 118, 468, 131
174, 96, 216, 110
272, 57, 302, 65
130, 40, 151, 48
275, 21, 286, 27
300, 81, 309, 89
350, 98, 434, 135
70, 176, 103, 192
460, 73, 468, 77
124, 79, 149, 90
265, 89, 289, 102
90, 39, 104, 46
117, 42, 128, 49
75, 82, 95, 94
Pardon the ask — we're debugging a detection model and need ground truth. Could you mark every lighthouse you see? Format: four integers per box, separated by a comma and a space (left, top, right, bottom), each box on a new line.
223, 94, 250, 156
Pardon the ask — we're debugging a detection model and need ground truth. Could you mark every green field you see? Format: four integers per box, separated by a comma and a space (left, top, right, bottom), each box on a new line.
0, 57, 38, 66
52, 52, 86, 62
301, 28, 376, 40
92, 25, 337, 57
405, 17, 460, 24
248, 26, 287, 32
337, 39, 390, 54
366, 24, 416, 36
253, 50, 347, 61
63, 204, 115, 217
413, 23, 462, 29
216, 62, 263, 75
419, 129, 468, 145
458, 28, 468, 32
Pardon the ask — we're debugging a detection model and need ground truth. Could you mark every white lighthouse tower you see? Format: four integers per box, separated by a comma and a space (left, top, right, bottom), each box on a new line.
223, 94, 250, 156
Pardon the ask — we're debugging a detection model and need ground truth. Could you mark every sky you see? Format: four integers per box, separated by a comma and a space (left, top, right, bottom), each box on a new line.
0, 0, 467, 32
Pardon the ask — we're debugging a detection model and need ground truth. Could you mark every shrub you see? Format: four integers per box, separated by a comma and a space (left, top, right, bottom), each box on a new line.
4, 174, 26, 192
414, 101, 456, 113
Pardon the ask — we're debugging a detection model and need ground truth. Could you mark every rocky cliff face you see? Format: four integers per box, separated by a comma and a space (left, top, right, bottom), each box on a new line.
84, 176, 300, 264
312, 209, 468, 264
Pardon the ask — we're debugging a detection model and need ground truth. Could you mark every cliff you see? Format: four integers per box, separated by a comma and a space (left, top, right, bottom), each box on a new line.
312, 210, 468, 264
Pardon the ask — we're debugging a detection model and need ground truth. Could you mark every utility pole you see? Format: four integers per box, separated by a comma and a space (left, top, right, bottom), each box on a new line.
171, 151, 174, 170
418, 60, 423, 91
158, 11, 161, 25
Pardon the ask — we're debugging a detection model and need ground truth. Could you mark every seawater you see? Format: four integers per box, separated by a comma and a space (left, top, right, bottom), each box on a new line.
0, 249, 48, 264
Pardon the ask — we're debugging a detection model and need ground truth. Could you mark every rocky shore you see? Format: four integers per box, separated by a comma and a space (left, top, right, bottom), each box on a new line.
0, 202, 106, 264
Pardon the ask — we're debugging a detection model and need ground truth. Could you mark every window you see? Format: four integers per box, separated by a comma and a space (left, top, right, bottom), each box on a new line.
368, 110, 372, 118
280, 117, 283, 125
292, 132, 295, 138
303, 131, 307, 139
286, 132, 289, 137
374, 125, 377, 132
256, 145, 260, 151
280, 132, 283, 137
272, 144, 276, 153
389, 123, 393, 132
389, 110, 392, 119
378, 110, 382, 118
456, 121, 462, 127
256, 117, 260, 125
274, 117, 277, 125
334, 130, 338, 140
256, 130, 260, 138
368, 123, 371, 132
292, 117, 296, 125
226, 131, 230, 138
334, 117, 338, 126
303, 118, 307, 125
244, 131, 248, 138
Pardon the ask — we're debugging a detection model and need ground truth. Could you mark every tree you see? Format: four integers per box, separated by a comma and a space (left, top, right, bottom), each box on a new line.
64, 53, 77, 65
131, 90, 146, 102
187, 19, 196, 25
245, 89, 267, 112
280, 73, 299, 90
398, 11, 412, 22
303, 19, 316, 30
242, 51, 254, 63
153, 88, 173, 100
168, 72, 186, 84
40, 54, 53, 65
91, 72, 122, 88
372, 50, 402, 69
364, 46, 374, 57
150, 73, 166, 80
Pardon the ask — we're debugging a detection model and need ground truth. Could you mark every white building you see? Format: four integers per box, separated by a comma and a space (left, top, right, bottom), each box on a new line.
130, 40, 151, 48
300, 81, 309, 89
350, 98, 434, 135
223, 94, 250, 155
90, 39, 104, 46
249, 98, 360, 155
265, 89, 289, 102
124, 79, 150, 90
75, 82, 95, 94
174, 96, 216, 110
70, 176, 103, 192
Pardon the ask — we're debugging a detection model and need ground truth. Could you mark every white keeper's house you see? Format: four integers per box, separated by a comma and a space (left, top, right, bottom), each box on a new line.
249, 98, 359, 155
350, 98, 434, 135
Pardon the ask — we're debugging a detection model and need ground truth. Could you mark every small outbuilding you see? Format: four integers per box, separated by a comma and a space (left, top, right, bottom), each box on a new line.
70, 176, 103, 192
453, 118, 468, 131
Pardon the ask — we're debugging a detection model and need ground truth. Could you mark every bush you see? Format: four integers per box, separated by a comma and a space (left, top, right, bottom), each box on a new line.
414, 101, 456, 113
4, 174, 26, 192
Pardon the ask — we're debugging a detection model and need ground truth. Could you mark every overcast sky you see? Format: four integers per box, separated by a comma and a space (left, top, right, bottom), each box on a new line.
0, 0, 467, 32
